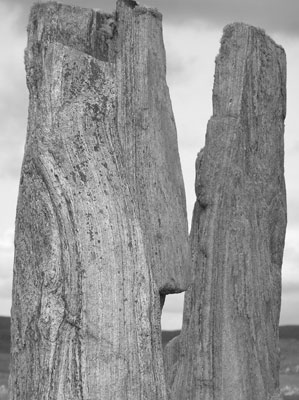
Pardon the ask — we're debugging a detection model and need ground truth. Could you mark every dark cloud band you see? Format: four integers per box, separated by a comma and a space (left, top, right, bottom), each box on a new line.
8, 0, 299, 35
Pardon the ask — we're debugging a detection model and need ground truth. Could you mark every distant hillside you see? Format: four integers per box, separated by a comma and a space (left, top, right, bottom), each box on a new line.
279, 326, 299, 341
161, 326, 299, 347
0, 317, 10, 353
1, 317, 298, 352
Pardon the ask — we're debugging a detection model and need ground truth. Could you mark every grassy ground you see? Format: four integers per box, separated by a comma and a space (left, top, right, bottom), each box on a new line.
0, 372, 8, 387
283, 396, 299, 400
0, 355, 9, 375
0, 381, 8, 400
281, 374, 299, 398
280, 338, 299, 399
280, 339, 299, 373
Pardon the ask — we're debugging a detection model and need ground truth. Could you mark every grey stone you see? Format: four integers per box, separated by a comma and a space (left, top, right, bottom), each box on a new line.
9, 1, 190, 398
165, 23, 287, 400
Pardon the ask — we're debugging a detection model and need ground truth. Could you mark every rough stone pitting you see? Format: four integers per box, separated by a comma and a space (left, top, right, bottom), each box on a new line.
10, 1, 190, 399
222, 22, 285, 52
164, 22, 287, 400
134, 6, 162, 19
27, 2, 116, 62
10, 5, 287, 398
115, 0, 190, 293
119, 0, 139, 9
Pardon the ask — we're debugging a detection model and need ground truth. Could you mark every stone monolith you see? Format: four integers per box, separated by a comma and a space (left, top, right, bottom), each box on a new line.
165, 23, 287, 400
10, 1, 190, 399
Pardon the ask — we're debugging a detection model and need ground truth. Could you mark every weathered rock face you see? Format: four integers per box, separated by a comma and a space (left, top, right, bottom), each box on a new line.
10, 1, 190, 399
116, 1, 190, 293
164, 23, 287, 400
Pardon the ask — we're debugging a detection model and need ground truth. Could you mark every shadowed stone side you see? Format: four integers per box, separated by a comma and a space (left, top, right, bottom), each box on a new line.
165, 23, 287, 400
9, 1, 190, 399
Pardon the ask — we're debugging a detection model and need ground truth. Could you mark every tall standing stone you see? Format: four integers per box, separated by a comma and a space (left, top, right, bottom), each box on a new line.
10, 1, 190, 399
116, 0, 190, 294
165, 23, 287, 400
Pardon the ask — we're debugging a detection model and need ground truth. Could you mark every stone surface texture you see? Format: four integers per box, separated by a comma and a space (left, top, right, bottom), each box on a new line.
9, 1, 190, 399
164, 23, 287, 400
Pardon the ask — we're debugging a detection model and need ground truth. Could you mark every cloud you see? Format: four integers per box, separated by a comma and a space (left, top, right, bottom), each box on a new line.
0, 227, 14, 282
0, 279, 12, 299
0, 227, 14, 318
0, 228, 14, 251
0, 190, 17, 312
0, 298, 11, 317
282, 281, 299, 296
161, 294, 184, 331
280, 293, 299, 325
161, 312, 183, 331
163, 25, 220, 224
0, 2, 27, 179
280, 225, 299, 325
170, 0, 299, 36
6, 0, 299, 37
163, 293, 184, 313
0, 252, 13, 281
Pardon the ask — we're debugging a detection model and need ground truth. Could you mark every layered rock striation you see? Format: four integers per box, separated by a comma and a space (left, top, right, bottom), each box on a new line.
165, 23, 287, 400
10, 1, 190, 399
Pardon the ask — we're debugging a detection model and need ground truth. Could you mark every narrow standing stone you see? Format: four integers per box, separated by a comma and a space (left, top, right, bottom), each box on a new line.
10, 1, 190, 399
116, 0, 190, 294
165, 23, 287, 400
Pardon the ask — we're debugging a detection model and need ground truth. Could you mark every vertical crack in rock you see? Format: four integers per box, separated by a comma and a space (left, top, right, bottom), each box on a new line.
164, 23, 287, 400
10, 1, 190, 399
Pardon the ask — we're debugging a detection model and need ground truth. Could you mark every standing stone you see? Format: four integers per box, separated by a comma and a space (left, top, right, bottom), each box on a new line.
10, 1, 190, 399
116, 0, 190, 294
165, 23, 287, 400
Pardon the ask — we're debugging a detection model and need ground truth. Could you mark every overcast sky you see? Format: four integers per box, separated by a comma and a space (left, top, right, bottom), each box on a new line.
0, 0, 298, 330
